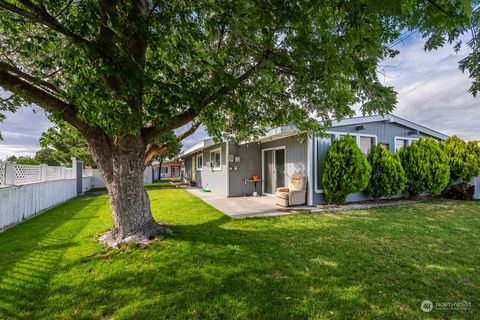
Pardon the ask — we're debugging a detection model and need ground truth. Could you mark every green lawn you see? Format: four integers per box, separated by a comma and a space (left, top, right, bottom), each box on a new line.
0, 188, 478, 319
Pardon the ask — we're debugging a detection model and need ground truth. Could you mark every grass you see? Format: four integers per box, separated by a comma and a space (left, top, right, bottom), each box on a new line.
0, 188, 479, 319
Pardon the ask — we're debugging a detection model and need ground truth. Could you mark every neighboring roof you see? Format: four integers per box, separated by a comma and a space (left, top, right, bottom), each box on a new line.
177, 113, 448, 158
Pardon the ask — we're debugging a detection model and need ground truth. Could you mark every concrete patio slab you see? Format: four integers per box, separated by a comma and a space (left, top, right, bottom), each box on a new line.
184, 187, 314, 218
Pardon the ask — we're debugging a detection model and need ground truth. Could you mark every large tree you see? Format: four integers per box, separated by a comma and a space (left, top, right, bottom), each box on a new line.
0, 0, 472, 246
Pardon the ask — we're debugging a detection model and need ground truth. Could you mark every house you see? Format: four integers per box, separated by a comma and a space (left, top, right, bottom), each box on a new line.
178, 114, 449, 205
152, 160, 182, 180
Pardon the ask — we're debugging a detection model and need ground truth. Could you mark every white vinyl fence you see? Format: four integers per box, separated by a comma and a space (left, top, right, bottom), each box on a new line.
0, 159, 154, 231
0, 159, 82, 230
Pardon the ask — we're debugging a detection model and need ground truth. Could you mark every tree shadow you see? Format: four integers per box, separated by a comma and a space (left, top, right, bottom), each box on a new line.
0, 194, 478, 319
0, 196, 105, 319
36, 204, 480, 318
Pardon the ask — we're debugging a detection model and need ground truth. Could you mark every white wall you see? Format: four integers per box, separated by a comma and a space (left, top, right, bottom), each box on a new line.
0, 179, 77, 230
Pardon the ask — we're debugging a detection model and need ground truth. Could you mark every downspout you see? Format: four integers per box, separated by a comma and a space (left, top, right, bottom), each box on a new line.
225, 141, 230, 197
307, 132, 314, 206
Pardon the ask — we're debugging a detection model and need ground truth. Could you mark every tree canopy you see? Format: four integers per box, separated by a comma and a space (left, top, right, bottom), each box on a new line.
0, 1, 473, 144
39, 120, 96, 167
0, 0, 474, 245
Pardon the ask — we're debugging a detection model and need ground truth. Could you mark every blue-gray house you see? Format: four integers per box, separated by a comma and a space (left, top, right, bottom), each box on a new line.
178, 114, 452, 205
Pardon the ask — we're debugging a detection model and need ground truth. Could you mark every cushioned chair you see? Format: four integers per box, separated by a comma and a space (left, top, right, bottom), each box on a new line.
275, 174, 307, 207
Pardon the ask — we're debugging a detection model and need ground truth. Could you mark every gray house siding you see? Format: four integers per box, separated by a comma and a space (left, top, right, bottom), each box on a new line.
227, 137, 308, 197
327, 121, 429, 153
184, 142, 229, 196
311, 121, 444, 205
180, 116, 453, 205
261, 136, 308, 183
228, 142, 263, 196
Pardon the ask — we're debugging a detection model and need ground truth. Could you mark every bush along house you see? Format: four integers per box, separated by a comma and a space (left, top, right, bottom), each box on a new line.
178, 114, 479, 205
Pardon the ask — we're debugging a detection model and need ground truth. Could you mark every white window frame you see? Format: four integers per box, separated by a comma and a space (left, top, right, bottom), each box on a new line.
394, 136, 419, 152
210, 147, 222, 171
314, 131, 378, 193
196, 154, 203, 171
261, 146, 287, 196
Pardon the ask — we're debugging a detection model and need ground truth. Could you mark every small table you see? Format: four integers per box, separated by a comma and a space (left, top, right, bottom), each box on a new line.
243, 179, 263, 196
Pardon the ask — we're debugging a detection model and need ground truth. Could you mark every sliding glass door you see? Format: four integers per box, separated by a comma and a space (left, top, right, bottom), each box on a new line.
262, 147, 286, 195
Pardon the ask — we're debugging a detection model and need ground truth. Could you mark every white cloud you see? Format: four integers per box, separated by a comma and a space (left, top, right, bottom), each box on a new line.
0, 108, 52, 159
377, 35, 479, 140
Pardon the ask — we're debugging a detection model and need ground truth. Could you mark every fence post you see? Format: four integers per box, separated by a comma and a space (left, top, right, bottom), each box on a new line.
72, 157, 83, 195
40, 164, 48, 182
60, 166, 65, 180
5, 162, 15, 186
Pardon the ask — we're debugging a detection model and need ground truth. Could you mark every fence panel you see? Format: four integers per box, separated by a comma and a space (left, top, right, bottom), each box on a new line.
64, 168, 75, 179
82, 168, 93, 177
0, 179, 77, 230
0, 161, 5, 186
46, 166, 63, 181
14, 164, 42, 185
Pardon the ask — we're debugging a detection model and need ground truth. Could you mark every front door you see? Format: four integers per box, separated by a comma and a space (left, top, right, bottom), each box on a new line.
262, 147, 286, 194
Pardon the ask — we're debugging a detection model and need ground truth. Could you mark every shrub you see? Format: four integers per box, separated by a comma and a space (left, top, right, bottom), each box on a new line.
322, 135, 371, 204
443, 183, 475, 200
399, 137, 450, 197
366, 144, 406, 199
442, 136, 480, 184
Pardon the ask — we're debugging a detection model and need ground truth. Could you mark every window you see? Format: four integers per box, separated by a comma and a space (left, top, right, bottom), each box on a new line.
395, 139, 408, 152
210, 148, 221, 170
161, 167, 168, 174
359, 136, 374, 155
380, 143, 390, 150
196, 154, 203, 170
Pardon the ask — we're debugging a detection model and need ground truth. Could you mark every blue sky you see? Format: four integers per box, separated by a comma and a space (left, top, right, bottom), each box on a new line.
0, 34, 478, 159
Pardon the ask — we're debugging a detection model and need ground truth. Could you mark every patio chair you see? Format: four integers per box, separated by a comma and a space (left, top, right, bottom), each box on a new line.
275, 174, 307, 207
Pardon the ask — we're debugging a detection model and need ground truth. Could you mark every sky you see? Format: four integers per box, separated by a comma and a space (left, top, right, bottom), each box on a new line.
0, 33, 478, 160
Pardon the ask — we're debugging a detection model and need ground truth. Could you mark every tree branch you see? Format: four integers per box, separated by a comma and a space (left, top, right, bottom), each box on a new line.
426, 0, 449, 16
0, 66, 115, 181
0, 61, 60, 95
142, 33, 274, 146
0, 68, 83, 130
0, 0, 91, 46
144, 121, 200, 165
141, 107, 199, 144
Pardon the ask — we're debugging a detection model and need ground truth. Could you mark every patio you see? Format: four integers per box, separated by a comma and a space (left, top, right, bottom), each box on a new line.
184, 187, 315, 218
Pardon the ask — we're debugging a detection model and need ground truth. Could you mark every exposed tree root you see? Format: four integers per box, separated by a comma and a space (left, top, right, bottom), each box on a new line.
98, 222, 172, 249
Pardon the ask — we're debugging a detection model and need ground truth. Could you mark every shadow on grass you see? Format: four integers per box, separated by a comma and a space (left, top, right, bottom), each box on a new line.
0, 191, 479, 319
86, 184, 176, 195
0, 196, 104, 319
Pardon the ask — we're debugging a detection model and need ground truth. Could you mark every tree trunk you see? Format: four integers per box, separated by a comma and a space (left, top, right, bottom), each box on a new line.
87, 134, 169, 248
